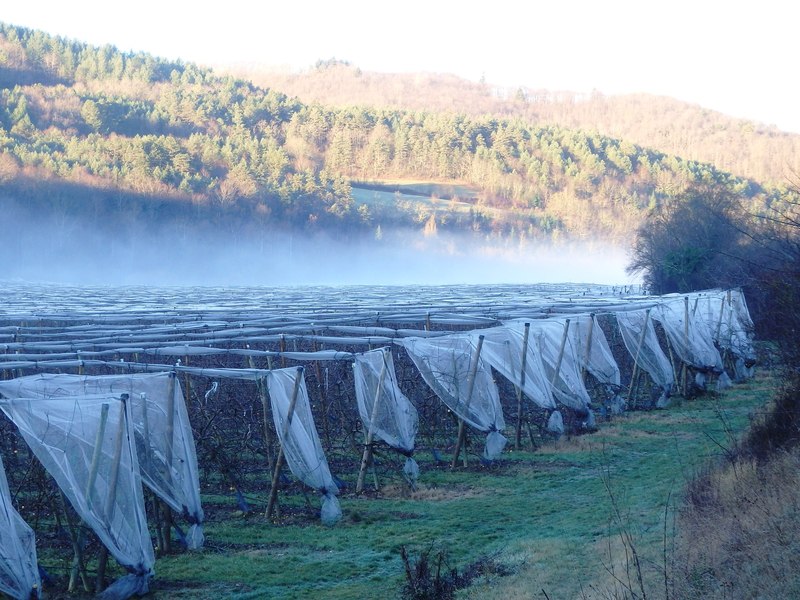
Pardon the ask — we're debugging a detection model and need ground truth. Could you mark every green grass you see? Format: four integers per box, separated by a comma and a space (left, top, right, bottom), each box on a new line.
145, 374, 777, 599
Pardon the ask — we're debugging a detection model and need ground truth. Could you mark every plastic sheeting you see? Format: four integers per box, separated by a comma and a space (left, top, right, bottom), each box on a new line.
616, 308, 674, 392
353, 348, 419, 479
653, 297, 723, 372
0, 456, 40, 600
398, 335, 507, 460
0, 394, 154, 597
0, 373, 205, 550
264, 367, 341, 525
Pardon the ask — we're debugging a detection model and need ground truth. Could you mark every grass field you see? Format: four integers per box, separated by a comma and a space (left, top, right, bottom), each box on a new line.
137, 372, 777, 599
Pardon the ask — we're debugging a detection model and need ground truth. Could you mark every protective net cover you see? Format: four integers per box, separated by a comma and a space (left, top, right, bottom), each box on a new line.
0, 456, 40, 600
398, 334, 507, 459
0, 372, 204, 549
0, 395, 154, 596
527, 319, 592, 411
265, 367, 341, 524
616, 308, 674, 390
653, 296, 723, 372
478, 325, 555, 410
353, 348, 419, 476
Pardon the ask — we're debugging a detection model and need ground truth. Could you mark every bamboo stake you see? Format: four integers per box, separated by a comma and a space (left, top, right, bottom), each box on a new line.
451, 335, 484, 469
356, 350, 389, 493
514, 323, 530, 450
266, 366, 304, 520
627, 309, 651, 404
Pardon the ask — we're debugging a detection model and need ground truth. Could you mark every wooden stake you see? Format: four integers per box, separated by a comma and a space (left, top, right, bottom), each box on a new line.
514, 323, 530, 450
581, 314, 595, 383
98, 396, 127, 584
627, 309, 651, 404
162, 376, 176, 553
550, 319, 571, 390
451, 335, 484, 469
356, 349, 388, 494
266, 366, 304, 520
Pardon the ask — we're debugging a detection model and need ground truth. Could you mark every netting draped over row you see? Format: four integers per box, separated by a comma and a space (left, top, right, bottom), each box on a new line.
0, 456, 40, 600
353, 348, 419, 480
0, 395, 154, 598
0, 372, 205, 550
477, 325, 555, 410
652, 297, 723, 372
264, 367, 341, 525
398, 335, 507, 460
526, 319, 592, 412
616, 308, 674, 394
567, 314, 621, 387
693, 289, 756, 379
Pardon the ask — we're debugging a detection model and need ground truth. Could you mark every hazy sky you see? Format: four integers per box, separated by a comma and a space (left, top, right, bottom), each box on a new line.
3, 0, 798, 132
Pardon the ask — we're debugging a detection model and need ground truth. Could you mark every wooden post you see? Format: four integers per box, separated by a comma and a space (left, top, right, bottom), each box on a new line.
279, 335, 286, 368
97, 395, 127, 590
627, 309, 651, 403
581, 314, 595, 383
249, 355, 274, 469
266, 366, 304, 520
681, 296, 689, 397
84, 403, 110, 513
161, 375, 176, 553
514, 323, 530, 450
550, 319, 571, 390
70, 402, 109, 592
451, 335, 485, 469
356, 349, 389, 494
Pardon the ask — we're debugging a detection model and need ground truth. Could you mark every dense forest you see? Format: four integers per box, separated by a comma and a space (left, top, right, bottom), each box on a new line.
1, 23, 798, 248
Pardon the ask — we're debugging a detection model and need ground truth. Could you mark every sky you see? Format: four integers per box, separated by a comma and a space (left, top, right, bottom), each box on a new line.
3, 0, 799, 133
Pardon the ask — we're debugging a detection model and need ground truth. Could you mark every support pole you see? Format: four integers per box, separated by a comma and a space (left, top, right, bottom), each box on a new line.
682, 296, 689, 397
266, 366, 304, 520
514, 323, 530, 450
356, 349, 389, 494
581, 315, 595, 383
627, 309, 651, 404
98, 395, 127, 587
451, 335, 484, 469
550, 319, 571, 390
161, 376, 176, 553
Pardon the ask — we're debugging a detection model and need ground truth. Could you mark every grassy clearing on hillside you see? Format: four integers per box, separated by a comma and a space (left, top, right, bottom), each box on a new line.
133, 372, 777, 600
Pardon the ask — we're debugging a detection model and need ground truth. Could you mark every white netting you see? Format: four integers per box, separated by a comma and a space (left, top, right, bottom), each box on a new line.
0, 372, 204, 550
353, 348, 419, 478
528, 319, 592, 412
479, 325, 555, 410
653, 296, 723, 372
398, 334, 507, 460
0, 456, 40, 600
0, 395, 154, 597
567, 314, 621, 387
265, 367, 341, 525
616, 308, 674, 391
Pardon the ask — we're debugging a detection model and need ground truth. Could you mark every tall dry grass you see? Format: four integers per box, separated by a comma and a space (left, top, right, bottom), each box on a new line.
672, 378, 800, 599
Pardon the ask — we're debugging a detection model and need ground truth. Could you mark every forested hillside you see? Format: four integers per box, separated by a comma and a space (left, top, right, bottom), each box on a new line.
0, 24, 796, 248
238, 60, 800, 187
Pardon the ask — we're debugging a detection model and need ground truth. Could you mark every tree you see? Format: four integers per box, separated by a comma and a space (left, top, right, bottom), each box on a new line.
627, 186, 746, 293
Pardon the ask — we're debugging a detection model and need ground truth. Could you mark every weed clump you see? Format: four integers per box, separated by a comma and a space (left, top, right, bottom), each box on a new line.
399, 545, 513, 599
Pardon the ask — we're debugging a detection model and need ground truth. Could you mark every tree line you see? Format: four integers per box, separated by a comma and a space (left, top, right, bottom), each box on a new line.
0, 22, 796, 245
